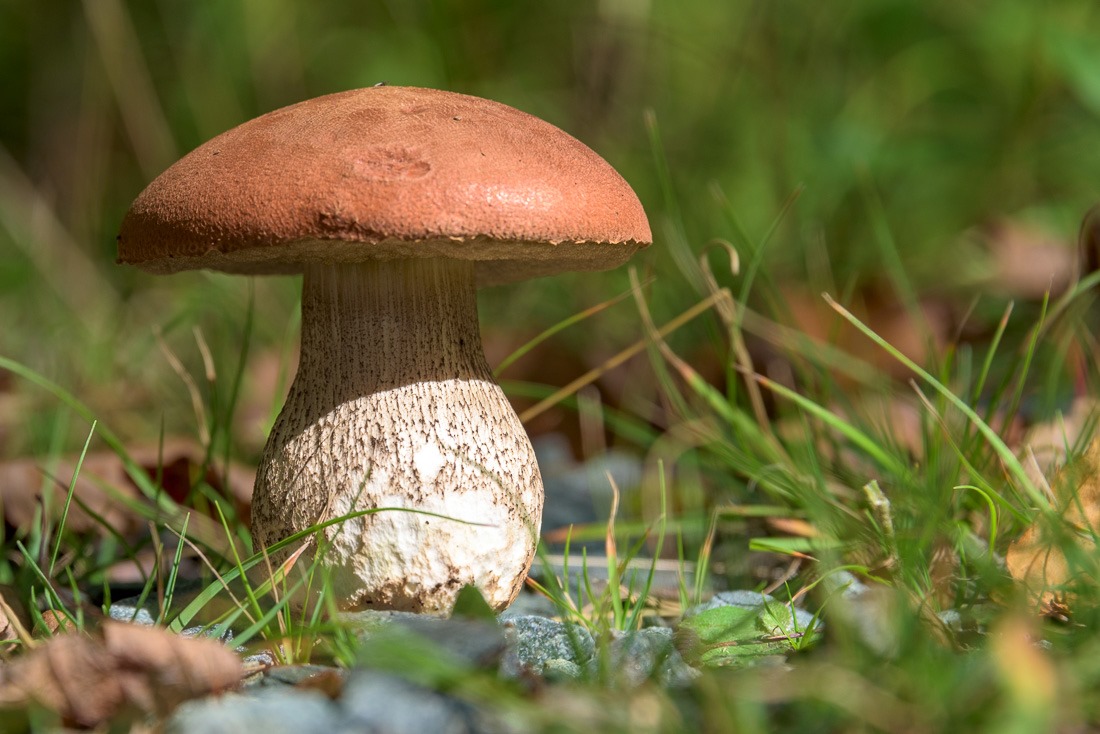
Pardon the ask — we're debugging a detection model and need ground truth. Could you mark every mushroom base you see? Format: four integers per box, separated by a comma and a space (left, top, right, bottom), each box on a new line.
251, 259, 543, 613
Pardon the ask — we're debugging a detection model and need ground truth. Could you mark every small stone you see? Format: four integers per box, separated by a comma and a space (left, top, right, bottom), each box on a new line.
937, 609, 963, 632
243, 650, 278, 668
535, 435, 643, 551
541, 658, 583, 681
339, 669, 479, 733
336, 609, 429, 630
166, 687, 342, 734
499, 615, 594, 680
588, 627, 699, 688
340, 610, 507, 669
182, 623, 235, 644
107, 598, 156, 626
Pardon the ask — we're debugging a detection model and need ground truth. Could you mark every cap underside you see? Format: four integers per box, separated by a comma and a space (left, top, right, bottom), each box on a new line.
124, 235, 645, 287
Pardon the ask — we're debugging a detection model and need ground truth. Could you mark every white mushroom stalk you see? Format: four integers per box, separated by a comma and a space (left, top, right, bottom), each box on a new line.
251, 258, 543, 612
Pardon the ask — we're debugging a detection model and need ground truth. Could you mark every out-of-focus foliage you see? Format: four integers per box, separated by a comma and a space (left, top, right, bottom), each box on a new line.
1, 0, 1099, 454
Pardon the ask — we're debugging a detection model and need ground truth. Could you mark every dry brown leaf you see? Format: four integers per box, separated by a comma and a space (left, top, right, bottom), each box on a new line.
0, 585, 32, 658
775, 284, 953, 383
983, 220, 1075, 299
1006, 435, 1100, 610
0, 603, 15, 654
0, 621, 242, 727
0, 440, 255, 538
295, 668, 345, 699
0, 452, 143, 536
1018, 396, 1099, 491
36, 610, 81, 636
765, 517, 819, 538
928, 538, 960, 611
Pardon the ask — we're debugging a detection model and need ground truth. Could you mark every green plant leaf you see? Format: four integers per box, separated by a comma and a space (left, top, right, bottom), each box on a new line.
677, 601, 821, 668
451, 584, 497, 621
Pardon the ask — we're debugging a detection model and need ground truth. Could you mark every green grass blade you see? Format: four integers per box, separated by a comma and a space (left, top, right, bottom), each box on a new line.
0, 355, 177, 513
168, 506, 489, 632
48, 420, 97, 576
159, 513, 191, 625
754, 373, 910, 479
494, 285, 639, 376
824, 294, 1047, 510
973, 302, 1013, 403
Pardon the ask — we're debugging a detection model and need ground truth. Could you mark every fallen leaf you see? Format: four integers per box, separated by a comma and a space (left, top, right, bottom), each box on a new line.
1018, 397, 1099, 492
774, 284, 953, 383
0, 452, 143, 536
765, 517, 819, 538
982, 220, 1076, 299
0, 600, 16, 654
0, 621, 242, 727
35, 609, 81, 636
0, 587, 29, 649
1006, 434, 1100, 611
294, 668, 345, 699
0, 440, 255, 539
676, 600, 820, 667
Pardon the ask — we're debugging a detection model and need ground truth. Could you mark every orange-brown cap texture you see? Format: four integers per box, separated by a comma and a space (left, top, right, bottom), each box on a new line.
118, 86, 651, 285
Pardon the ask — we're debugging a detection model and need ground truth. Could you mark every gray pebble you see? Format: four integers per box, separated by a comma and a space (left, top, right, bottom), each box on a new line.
243, 650, 278, 668
937, 609, 963, 632
820, 571, 899, 656
107, 598, 156, 626
588, 627, 699, 688
535, 435, 642, 546
181, 623, 235, 644
499, 615, 594, 680
340, 669, 478, 733
341, 610, 507, 669
166, 686, 341, 734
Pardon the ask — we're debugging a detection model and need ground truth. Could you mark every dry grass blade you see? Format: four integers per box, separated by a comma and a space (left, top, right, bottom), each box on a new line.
0, 147, 118, 329
157, 329, 211, 449
696, 240, 770, 430
824, 293, 1047, 509
0, 590, 32, 653
81, 0, 177, 177
518, 288, 732, 423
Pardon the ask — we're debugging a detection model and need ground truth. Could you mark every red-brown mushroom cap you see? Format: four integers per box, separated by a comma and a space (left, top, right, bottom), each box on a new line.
117, 86, 651, 286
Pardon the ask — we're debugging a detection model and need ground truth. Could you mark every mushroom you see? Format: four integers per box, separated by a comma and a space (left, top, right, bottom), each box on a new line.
117, 86, 651, 613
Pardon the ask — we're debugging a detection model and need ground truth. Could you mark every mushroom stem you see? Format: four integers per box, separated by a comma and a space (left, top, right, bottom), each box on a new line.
251, 258, 543, 613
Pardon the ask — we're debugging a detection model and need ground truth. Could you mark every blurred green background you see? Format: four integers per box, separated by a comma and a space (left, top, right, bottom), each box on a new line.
2, 0, 1099, 458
